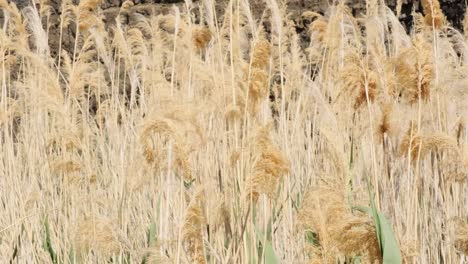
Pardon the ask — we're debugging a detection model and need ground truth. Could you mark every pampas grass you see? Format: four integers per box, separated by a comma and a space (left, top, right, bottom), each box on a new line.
298, 186, 381, 263
0, 0, 467, 263
421, 0, 445, 29
453, 218, 468, 255
75, 217, 125, 257
192, 26, 212, 50
247, 124, 289, 201
181, 190, 207, 264
399, 121, 458, 161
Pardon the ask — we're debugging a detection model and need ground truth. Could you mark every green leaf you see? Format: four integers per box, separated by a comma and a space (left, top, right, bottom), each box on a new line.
142, 220, 158, 264
124, 252, 131, 264
378, 213, 402, 263
184, 178, 195, 189
246, 231, 257, 264
68, 247, 75, 264
291, 192, 301, 211
349, 136, 354, 168
263, 239, 279, 264
266, 219, 273, 242
147, 220, 157, 247
365, 183, 402, 264
43, 217, 58, 264
10, 224, 24, 262
255, 227, 278, 264
351, 256, 362, 263
304, 231, 320, 247
266, 203, 278, 241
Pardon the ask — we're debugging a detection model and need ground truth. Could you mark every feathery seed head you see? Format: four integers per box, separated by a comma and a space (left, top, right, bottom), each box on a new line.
121, 0, 134, 11
298, 187, 381, 262
75, 217, 124, 256
182, 189, 207, 264
192, 26, 212, 50
399, 123, 457, 162
251, 38, 271, 69
421, 0, 445, 29
78, 0, 103, 31
247, 125, 289, 201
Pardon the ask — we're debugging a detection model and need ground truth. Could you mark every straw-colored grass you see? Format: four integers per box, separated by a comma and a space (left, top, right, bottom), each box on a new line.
0, 0, 467, 263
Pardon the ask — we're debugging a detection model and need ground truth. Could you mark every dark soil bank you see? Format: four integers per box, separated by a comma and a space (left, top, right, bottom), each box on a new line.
5, 0, 468, 31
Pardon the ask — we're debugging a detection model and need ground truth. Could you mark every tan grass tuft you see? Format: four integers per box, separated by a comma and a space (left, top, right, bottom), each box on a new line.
0, 0, 28, 48
229, 149, 241, 167
248, 67, 269, 102
308, 15, 327, 43
376, 103, 394, 142
158, 15, 178, 33
298, 186, 381, 263
302, 11, 322, 19
449, 217, 468, 255
140, 118, 175, 164
0, 0, 9, 10
399, 123, 458, 161
182, 190, 207, 264
37, 0, 53, 17
441, 146, 468, 184
401, 240, 420, 263
59, 0, 76, 29
144, 245, 174, 263
421, 0, 445, 29
0, 98, 20, 127
75, 217, 124, 256
46, 132, 82, 153
341, 53, 379, 109
224, 104, 242, 123
213, 200, 232, 236
238, 34, 272, 116
78, 0, 103, 31
121, 0, 134, 11
394, 35, 434, 104
247, 125, 289, 201
78, 0, 101, 12
140, 118, 194, 181
25, 191, 41, 210
192, 26, 212, 50
251, 38, 271, 69
50, 159, 81, 174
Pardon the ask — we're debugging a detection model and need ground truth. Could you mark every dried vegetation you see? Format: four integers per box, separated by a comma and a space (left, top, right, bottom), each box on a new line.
0, 0, 467, 263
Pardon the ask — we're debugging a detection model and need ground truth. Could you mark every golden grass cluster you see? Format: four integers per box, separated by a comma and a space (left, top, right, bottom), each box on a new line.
0, 0, 467, 263
247, 124, 289, 201
298, 187, 381, 263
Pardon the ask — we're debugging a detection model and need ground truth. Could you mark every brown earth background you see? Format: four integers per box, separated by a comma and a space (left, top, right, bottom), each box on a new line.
5, 0, 468, 30
2, 0, 467, 64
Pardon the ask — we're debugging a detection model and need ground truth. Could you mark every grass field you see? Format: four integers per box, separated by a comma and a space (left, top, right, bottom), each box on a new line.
0, 0, 467, 263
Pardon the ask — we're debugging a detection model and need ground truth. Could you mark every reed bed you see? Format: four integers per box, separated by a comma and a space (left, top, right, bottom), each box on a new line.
0, 0, 467, 263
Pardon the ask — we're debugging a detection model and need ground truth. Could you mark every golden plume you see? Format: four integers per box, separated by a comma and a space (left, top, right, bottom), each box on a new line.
421, 0, 444, 29
78, 0, 103, 31
298, 186, 381, 263
399, 122, 458, 162
247, 124, 289, 201
75, 217, 126, 256
192, 26, 212, 50
181, 190, 207, 264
